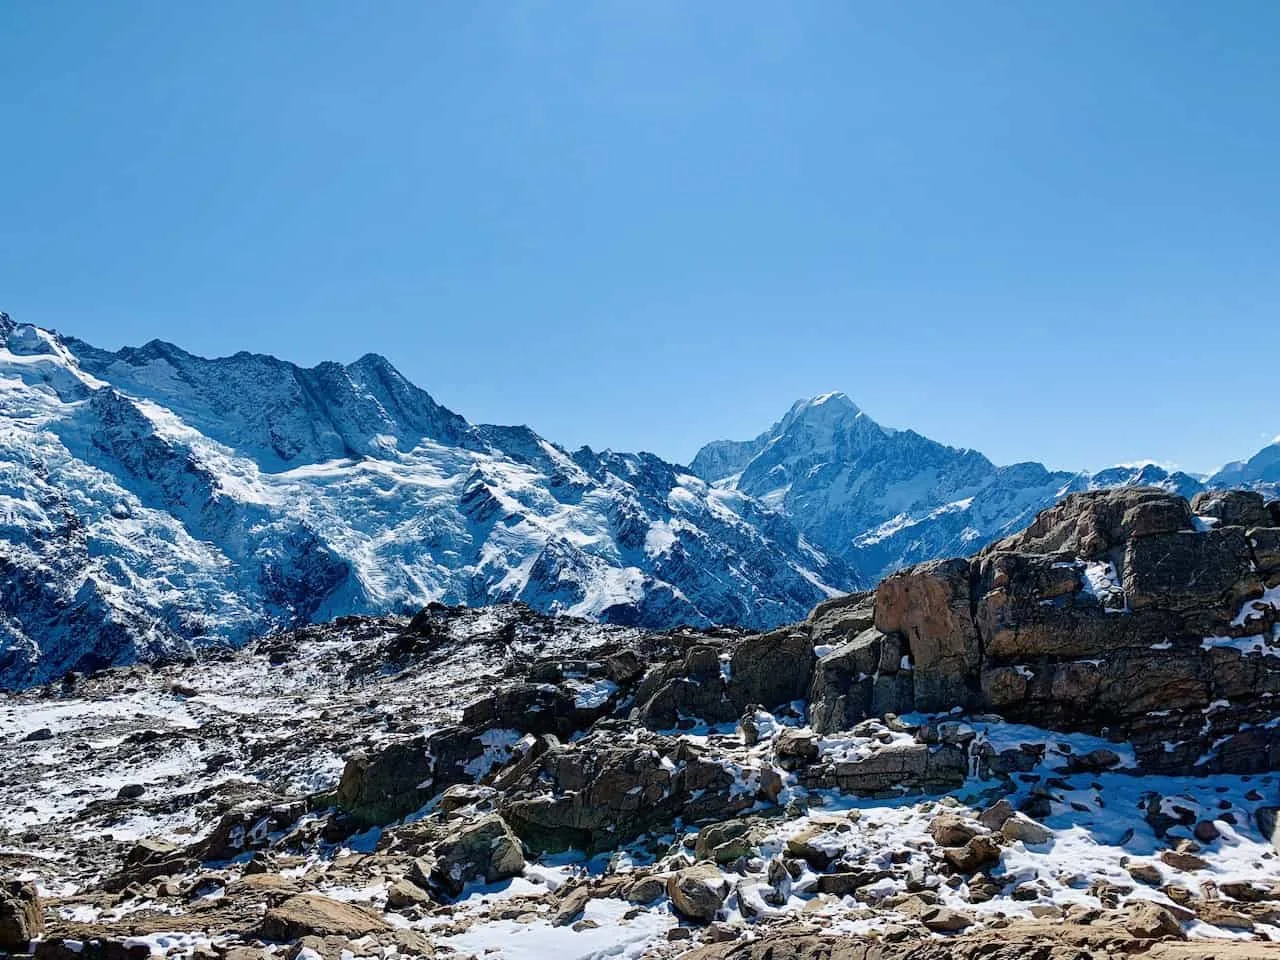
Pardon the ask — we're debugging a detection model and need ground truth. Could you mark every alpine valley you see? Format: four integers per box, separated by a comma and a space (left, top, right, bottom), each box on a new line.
1, 310, 1276, 687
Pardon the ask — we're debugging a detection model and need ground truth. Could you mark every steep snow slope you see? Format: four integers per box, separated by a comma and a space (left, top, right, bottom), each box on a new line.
693, 392, 1214, 581
0, 314, 851, 686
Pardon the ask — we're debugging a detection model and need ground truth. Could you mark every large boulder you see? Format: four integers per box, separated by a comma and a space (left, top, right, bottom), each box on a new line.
875, 558, 980, 712
808, 628, 913, 733
728, 627, 816, 712
799, 737, 967, 797
1192, 490, 1271, 529
0, 881, 42, 952
807, 591, 876, 645
986, 488, 1193, 558
462, 681, 617, 736
260, 893, 387, 941
667, 862, 730, 922
500, 730, 765, 853
430, 814, 526, 896
336, 724, 514, 825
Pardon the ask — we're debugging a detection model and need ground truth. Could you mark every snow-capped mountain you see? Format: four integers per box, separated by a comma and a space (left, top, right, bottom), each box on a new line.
0, 313, 852, 687
691, 391, 1213, 581
1210, 437, 1280, 495
3, 310, 1275, 689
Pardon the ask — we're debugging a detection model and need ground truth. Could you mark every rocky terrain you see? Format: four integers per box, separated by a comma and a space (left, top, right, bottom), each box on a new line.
5, 486, 1280, 959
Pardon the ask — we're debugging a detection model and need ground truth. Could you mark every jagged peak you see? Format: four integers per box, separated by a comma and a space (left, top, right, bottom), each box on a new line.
783, 391, 859, 419
346, 351, 401, 378
772, 391, 883, 443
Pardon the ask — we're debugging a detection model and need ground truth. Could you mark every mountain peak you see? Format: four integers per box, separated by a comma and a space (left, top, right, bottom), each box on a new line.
797, 390, 858, 412
777, 391, 866, 433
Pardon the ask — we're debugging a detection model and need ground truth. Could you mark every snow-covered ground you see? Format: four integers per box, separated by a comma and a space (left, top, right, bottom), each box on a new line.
7, 617, 1280, 958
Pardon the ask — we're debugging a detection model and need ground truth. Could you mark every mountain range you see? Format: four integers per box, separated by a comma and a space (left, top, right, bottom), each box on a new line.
1, 310, 1276, 686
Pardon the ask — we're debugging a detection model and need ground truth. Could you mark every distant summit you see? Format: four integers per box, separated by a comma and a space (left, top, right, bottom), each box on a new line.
693, 394, 1253, 580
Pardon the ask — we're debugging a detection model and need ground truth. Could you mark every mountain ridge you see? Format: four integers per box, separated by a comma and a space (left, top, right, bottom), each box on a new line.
0, 314, 853, 686
2, 309, 1277, 687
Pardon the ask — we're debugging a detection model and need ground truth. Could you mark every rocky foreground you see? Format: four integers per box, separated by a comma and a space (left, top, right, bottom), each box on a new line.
5, 487, 1280, 959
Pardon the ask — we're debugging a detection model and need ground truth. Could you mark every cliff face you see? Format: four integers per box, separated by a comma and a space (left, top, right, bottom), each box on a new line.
806, 487, 1280, 774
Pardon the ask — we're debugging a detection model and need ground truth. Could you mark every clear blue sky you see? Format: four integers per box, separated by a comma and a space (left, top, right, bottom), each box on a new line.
2, 1, 1277, 473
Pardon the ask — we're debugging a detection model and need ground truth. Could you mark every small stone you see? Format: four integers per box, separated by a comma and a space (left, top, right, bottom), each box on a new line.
921, 906, 973, 932
1125, 900, 1185, 940
666, 927, 693, 941
117, 783, 146, 800
1000, 812, 1052, 845
942, 835, 1001, 873
1193, 820, 1221, 844
1160, 849, 1210, 872
1127, 862, 1163, 886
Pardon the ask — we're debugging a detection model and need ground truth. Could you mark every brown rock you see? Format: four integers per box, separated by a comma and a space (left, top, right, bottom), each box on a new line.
875, 558, 980, 712
921, 906, 973, 932
942, 835, 1001, 873
977, 799, 1015, 831
431, 814, 526, 895
553, 885, 592, 926
666, 862, 729, 922
929, 813, 983, 848
1126, 862, 1163, 886
0, 880, 42, 952
386, 878, 433, 910
260, 893, 388, 940
728, 628, 817, 712
1125, 900, 1185, 940
1160, 849, 1210, 872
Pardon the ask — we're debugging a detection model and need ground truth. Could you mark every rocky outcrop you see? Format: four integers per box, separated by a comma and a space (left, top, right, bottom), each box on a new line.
335, 725, 496, 826
428, 814, 525, 896
809, 628, 913, 734
679, 919, 1280, 960
0, 881, 42, 952
811, 487, 1280, 774
499, 728, 769, 852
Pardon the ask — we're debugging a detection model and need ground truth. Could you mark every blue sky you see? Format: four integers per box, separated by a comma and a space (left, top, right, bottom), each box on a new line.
2, 1, 1277, 473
